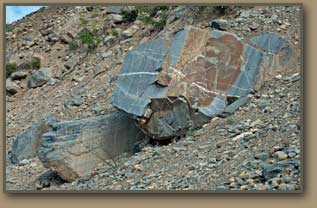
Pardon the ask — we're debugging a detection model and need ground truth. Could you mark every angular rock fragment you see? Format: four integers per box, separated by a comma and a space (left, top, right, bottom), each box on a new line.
209, 19, 228, 31
38, 110, 146, 181
11, 117, 59, 164
108, 14, 123, 24
251, 32, 289, 53
262, 160, 300, 180
112, 26, 294, 139
251, 32, 297, 73
107, 6, 134, 14
10, 71, 28, 80
28, 68, 52, 88
6, 79, 20, 95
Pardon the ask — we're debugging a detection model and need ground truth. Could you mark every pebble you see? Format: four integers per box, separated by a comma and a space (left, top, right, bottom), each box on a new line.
274, 151, 288, 160
19, 159, 30, 165
254, 184, 268, 191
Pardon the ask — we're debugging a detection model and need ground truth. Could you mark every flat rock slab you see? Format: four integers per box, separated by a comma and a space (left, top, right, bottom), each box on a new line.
38, 110, 146, 181
112, 26, 294, 139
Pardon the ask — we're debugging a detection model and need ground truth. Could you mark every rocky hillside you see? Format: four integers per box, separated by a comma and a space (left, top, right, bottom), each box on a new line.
5, 5, 301, 191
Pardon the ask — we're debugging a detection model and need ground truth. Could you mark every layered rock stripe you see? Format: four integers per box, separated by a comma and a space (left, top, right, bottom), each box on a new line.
37, 110, 146, 181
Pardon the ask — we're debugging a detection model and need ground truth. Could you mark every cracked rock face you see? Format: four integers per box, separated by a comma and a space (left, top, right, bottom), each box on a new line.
112, 26, 294, 139
38, 111, 146, 181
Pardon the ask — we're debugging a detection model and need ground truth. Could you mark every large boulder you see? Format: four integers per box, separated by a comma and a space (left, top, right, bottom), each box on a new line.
38, 110, 147, 182
11, 117, 59, 164
112, 26, 295, 139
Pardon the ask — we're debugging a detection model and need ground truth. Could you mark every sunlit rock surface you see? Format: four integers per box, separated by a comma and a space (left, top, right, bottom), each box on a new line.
112, 26, 294, 139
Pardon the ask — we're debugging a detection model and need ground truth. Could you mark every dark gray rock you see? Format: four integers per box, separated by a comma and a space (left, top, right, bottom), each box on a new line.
209, 19, 228, 31
11, 116, 59, 164
262, 160, 299, 180
10, 71, 28, 80
28, 68, 52, 88
35, 170, 66, 190
38, 110, 147, 181
64, 97, 84, 107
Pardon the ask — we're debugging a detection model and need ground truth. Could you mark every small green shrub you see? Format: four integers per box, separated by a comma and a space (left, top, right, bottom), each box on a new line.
79, 28, 101, 51
137, 6, 169, 32
6, 24, 14, 33
30, 57, 41, 69
154, 15, 167, 31
143, 15, 167, 31
214, 6, 230, 14
123, 10, 138, 23
79, 13, 88, 27
111, 29, 119, 36
226, 117, 235, 125
197, 6, 207, 11
69, 39, 79, 50
142, 15, 154, 25
6, 62, 17, 77
136, 6, 152, 14
91, 6, 101, 17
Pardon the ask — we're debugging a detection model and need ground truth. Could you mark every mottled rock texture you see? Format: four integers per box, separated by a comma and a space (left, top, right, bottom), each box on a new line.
112, 26, 294, 139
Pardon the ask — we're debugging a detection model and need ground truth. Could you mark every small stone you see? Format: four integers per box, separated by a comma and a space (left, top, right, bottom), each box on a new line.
240, 11, 250, 18
279, 183, 296, 191
288, 152, 296, 158
28, 68, 52, 88
275, 74, 283, 80
271, 177, 283, 187
228, 177, 235, 183
103, 35, 115, 46
19, 159, 30, 165
271, 14, 278, 21
122, 25, 139, 38
251, 119, 263, 127
254, 184, 268, 191
280, 24, 287, 30
209, 19, 228, 31
101, 51, 113, 58
240, 185, 248, 190
133, 164, 143, 171
11, 71, 29, 80
274, 151, 288, 160
30, 162, 37, 167
254, 152, 270, 161
64, 97, 84, 107
109, 14, 123, 24
6, 79, 20, 95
